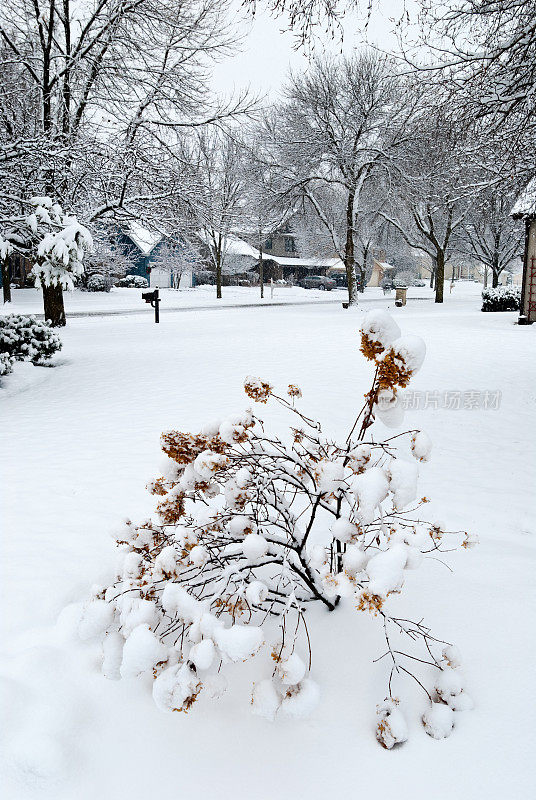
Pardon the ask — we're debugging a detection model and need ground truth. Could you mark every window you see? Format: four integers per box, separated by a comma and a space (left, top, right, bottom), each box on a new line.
284, 237, 296, 253
265, 238, 273, 250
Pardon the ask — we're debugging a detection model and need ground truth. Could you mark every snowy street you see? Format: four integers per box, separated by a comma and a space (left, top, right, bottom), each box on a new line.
1, 289, 534, 800
0, 284, 434, 317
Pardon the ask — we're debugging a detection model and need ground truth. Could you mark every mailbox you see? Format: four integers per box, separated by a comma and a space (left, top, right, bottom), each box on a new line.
142, 288, 160, 323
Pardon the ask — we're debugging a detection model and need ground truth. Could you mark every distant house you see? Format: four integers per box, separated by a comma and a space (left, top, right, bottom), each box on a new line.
511, 178, 536, 324
116, 223, 193, 288
262, 224, 298, 258
0, 251, 33, 288
197, 229, 344, 285
369, 259, 395, 287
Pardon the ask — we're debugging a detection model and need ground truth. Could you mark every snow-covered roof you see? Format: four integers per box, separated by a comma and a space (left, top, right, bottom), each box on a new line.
197, 230, 342, 271
196, 232, 261, 260
127, 222, 163, 255
225, 237, 261, 258
511, 178, 536, 219
265, 255, 344, 270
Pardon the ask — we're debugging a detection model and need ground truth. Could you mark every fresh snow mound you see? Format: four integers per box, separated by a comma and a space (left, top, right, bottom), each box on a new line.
365, 544, 408, 598
279, 653, 306, 686
411, 430, 432, 462
78, 599, 114, 640
422, 703, 454, 739
242, 533, 268, 561
280, 679, 320, 719
342, 544, 367, 576
120, 624, 167, 678
152, 663, 200, 712
375, 388, 405, 429
360, 310, 401, 349
391, 334, 426, 374
245, 580, 268, 605
189, 544, 209, 567
376, 699, 408, 749
102, 631, 124, 680
214, 625, 263, 662
331, 517, 357, 543
118, 597, 160, 637
161, 584, 204, 622
353, 466, 389, 524
189, 638, 216, 670
388, 458, 419, 509
434, 667, 465, 702
251, 679, 281, 721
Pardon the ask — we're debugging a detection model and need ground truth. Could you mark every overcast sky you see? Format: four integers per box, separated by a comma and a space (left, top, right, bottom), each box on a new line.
211, 0, 416, 99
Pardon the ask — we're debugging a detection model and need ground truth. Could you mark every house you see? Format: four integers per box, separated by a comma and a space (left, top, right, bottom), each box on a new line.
369, 259, 396, 287
116, 223, 194, 289
511, 178, 536, 324
262, 224, 298, 258
0, 251, 33, 288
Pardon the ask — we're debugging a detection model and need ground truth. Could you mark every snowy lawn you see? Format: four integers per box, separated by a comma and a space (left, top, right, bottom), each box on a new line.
1, 290, 534, 799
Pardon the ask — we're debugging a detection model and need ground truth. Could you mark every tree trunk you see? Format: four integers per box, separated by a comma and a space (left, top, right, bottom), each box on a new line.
2, 260, 11, 303
43, 283, 66, 326
344, 188, 358, 305
259, 247, 264, 299
216, 252, 222, 299
491, 250, 500, 288
435, 251, 445, 304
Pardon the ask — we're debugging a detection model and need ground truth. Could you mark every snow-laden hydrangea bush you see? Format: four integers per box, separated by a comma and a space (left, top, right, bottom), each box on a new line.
0, 314, 61, 373
115, 275, 149, 288
79, 310, 476, 745
481, 286, 521, 312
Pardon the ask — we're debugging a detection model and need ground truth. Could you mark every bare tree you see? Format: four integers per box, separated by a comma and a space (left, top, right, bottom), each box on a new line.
458, 190, 524, 288
264, 52, 417, 305
183, 130, 247, 299
412, 1, 536, 135
380, 106, 478, 303
0, 0, 251, 320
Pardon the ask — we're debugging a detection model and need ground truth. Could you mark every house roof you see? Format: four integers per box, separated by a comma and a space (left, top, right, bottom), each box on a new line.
127, 222, 163, 255
224, 237, 261, 258
511, 178, 536, 219
264, 254, 344, 270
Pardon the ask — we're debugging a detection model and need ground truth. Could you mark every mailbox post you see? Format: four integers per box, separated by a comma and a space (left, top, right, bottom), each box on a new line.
142, 288, 160, 323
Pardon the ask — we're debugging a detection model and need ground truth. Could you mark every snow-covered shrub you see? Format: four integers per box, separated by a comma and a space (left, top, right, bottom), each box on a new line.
481, 286, 521, 312
0, 351, 14, 376
115, 274, 149, 289
80, 310, 475, 744
85, 273, 110, 292
0, 314, 61, 368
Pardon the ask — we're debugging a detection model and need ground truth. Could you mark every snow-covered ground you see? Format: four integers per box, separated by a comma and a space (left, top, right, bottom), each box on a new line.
0, 281, 482, 316
1, 288, 534, 799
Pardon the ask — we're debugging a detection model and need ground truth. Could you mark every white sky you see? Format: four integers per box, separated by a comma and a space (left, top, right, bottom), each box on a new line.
211, 0, 416, 99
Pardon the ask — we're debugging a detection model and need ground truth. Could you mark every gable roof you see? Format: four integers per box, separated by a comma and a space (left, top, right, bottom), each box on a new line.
126, 222, 163, 255
511, 178, 536, 219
